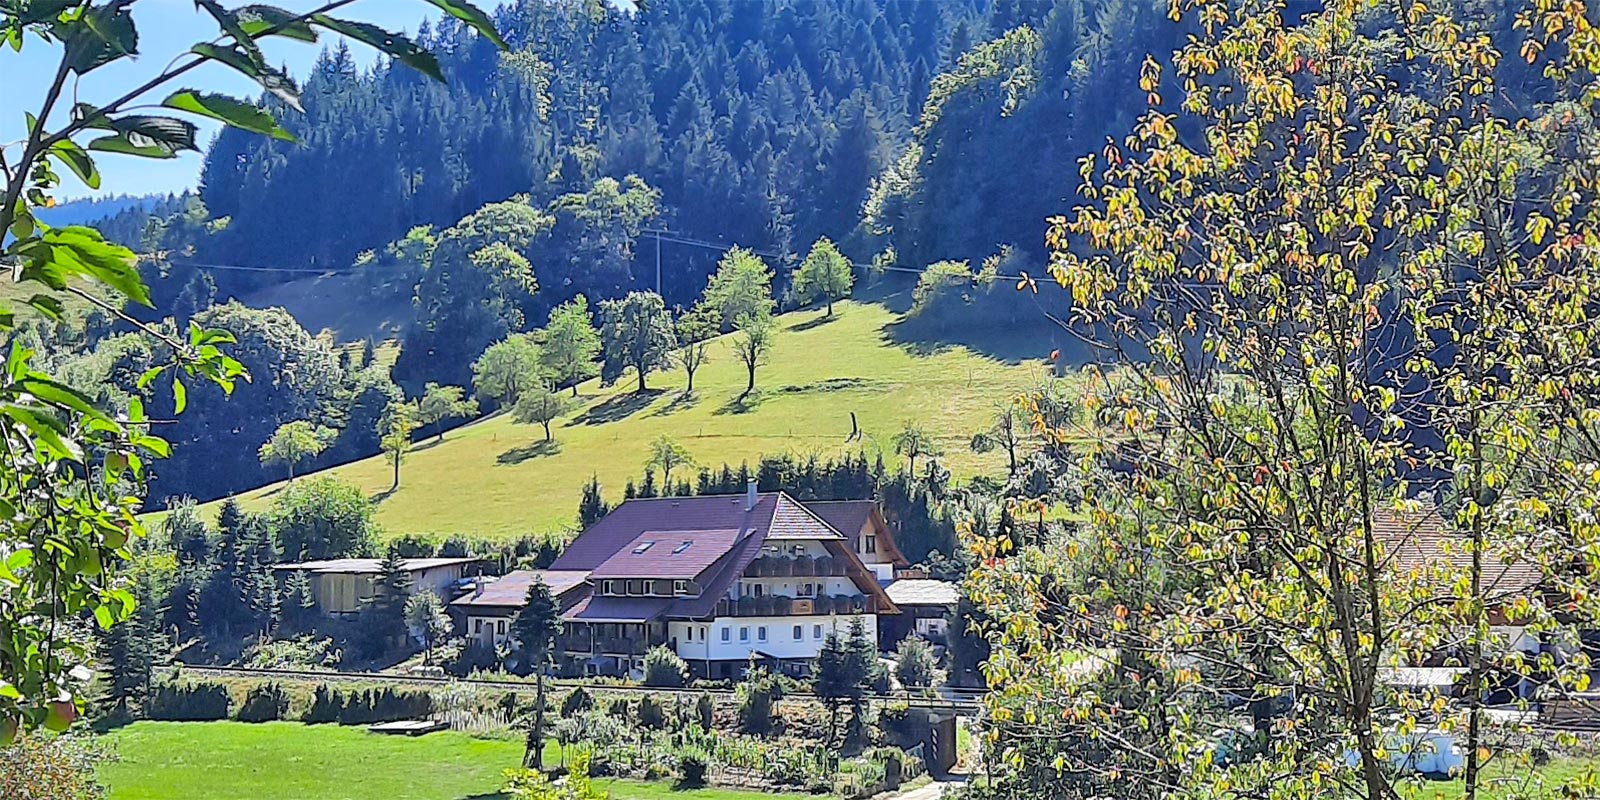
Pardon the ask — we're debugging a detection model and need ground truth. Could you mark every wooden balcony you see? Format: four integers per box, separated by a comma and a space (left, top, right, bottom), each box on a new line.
743, 555, 849, 578
714, 594, 875, 618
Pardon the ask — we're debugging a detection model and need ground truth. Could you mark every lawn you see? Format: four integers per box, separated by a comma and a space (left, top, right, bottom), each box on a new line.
98, 721, 817, 800
1409, 755, 1600, 800
180, 300, 1057, 541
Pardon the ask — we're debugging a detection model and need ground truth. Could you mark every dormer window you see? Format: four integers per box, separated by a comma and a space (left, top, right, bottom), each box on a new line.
674, 580, 690, 595
632, 541, 656, 554
602, 580, 617, 595
864, 535, 877, 554
673, 541, 693, 554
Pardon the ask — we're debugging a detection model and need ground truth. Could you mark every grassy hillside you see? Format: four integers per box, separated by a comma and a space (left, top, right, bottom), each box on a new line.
189, 300, 1057, 541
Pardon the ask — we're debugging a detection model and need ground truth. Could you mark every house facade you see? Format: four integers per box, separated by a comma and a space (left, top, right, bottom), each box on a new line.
272, 557, 480, 616
536, 484, 902, 679
452, 569, 590, 649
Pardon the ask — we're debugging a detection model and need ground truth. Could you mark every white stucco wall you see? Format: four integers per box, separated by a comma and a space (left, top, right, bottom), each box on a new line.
671, 614, 877, 662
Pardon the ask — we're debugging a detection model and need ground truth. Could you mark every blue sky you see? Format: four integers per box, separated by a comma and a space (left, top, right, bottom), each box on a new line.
1, 0, 439, 200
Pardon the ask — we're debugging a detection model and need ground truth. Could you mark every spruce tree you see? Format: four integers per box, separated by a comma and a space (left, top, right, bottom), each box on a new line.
514, 580, 561, 770
577, 476, 609, 528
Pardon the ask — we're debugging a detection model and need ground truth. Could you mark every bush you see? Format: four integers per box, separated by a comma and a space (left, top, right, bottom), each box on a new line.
695, 692, 714, 731
298, 684, 433, 725
607, 697, 630, 721
638, 696, 666, 729
736, 668, 780, 735
893, 637, 938, 689
642, 645, 688, 688
562, 686, 594, 717
235, 684, 290, 723
145, 682, 230, 721
677, 747, 709, 787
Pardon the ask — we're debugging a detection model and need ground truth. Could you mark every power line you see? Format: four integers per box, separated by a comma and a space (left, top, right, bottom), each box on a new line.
167, 260, 359, 275
643, 229, 1033, 282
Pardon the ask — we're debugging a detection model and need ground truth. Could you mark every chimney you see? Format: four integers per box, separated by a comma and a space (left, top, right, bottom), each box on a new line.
745, 478, 758, 511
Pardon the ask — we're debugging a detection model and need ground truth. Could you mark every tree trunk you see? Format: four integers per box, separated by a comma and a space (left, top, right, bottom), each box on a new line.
745, 363, 756, 395
570, 383, 579, 397
525, 667, 547, 770
542, 421, 552, 442
391, 455, 400, 491
436, 429, 444, 443
637, 367, 647, 394
686, 368, 695, 394
826, 298, 834, 316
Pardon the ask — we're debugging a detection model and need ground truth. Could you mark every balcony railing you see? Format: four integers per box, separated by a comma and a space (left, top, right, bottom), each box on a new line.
743, 555, 849, 578
559, 633, 650, 656
714, 593, 874, 618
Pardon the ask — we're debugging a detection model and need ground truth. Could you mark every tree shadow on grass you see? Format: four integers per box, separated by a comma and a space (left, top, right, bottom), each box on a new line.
713, 391, 765, 416
650, 390, 701, 417
786, 312, 838, 333
368, 486, 399, 505
572, 388, 663, 426
497, 439, 561, 465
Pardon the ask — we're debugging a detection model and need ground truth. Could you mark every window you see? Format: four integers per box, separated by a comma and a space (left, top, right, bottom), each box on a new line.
602, 580, 616, 595
801, 583, 814, 597
865, 535, 877, 554
701, 626, 708, 641
721, 627, 730, 642
673, 541, 693, 554
474, 620, 483, 634
632, 541, 656, 554
685, 627, 694, 642
739, 627, 749, 642
674, 580, 689, 595
791, 544, 805, 556
497, 620, 506, 634
753, 584, 764, 598
792, 625, 803, 640
813, 625, 823, 639
757, 626, 767, 642
627, 579, 646, 595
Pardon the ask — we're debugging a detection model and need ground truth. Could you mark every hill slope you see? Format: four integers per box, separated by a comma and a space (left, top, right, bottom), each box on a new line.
202, 301, 1055, 540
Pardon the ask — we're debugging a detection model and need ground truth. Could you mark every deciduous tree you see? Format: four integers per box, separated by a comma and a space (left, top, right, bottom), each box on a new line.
792, 237, 854, 316
257, 420, 331, 482
701, 246, 775, 329
472, 334, 544, 406
540, 296, 602, 396
598, 292, 676, 393
513, 382, 574, 442
378, 400, 418, 491
731, 310, 773, 397
416, 383, 476, 442
404, 590, 451, 665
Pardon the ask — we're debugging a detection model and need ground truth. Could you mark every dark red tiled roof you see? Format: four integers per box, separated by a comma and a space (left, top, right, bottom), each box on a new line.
804, 501, 875, 543
453, 569, 590, 609
564, 595, 673, 623
1374, 506, 1543, 599
552, 494, 777, 571
588, 529, 741, 580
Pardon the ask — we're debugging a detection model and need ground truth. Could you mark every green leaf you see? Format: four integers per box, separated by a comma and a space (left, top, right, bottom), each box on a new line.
136, 366, 164, 391
171, 375, 187, 415
92, 604, 114, 630
312, 16, 443, 82
47, 139, 100, 189
40, 226, 150, 307
1, 404, 80, 461
16, 376, 112, 423
63, 2, 138, 75
8, 204, 35, 240
26, 294, 64, 320
419, 0, 507, 49
162, 90, 294, 142
84, 114, 198, 159
236, 5, 318, 42
191, 43, 303, 111
86, 132, 177, 159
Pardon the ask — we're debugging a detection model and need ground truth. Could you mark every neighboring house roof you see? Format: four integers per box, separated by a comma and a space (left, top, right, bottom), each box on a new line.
588, 529, 742, 580
885, 579, 960, 607
549, 491, 899, 623
1374, 506, 1543, 600
453, 569, 590, 610
273, 557, 479, 574
805, 499, 911, 567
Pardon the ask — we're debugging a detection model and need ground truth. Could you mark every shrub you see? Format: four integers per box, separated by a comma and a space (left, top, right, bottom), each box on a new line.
677, 747, 709, 787
303, 684, 340, 724
607, 697, 630, 721
562, 686, 594, 717
736, 667, 780, 735
642, 646, 688, 688
893, 637, 938, 689
695, 692, 714, 731
638, 696, 666, 729
235, 684, 290, 723
145, 682, 230, 721
298, 684, 433, 725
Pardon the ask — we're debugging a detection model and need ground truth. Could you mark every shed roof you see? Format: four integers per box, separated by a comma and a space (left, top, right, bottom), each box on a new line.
564, 595, 674, 623
1374, 506, 1543, 600
453, 569, 590, 609
885, 579, 961, 606
273, 557, 479, 574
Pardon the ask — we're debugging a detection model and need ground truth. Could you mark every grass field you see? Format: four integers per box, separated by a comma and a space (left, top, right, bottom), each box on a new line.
98, 721, 818, 800
186, 300, 1056, 541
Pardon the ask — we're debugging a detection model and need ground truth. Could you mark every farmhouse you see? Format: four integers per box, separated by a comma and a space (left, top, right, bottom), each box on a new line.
273, 557, 480, 616
486, 484, 905, 679
452, 569, 590, 648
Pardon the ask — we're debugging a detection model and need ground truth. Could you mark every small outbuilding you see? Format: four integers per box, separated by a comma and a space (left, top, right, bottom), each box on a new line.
881, 578, 960, 645
273, 557, 480, 616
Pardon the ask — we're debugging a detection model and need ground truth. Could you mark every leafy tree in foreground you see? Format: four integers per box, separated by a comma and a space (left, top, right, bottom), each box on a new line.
257, 420, 331, 482
540, 295, 602, 396
514, 579, 561, 770
792, 237, 854, 316
404, 589, 451, 665
966, 0, 1600, 797
0, 0, 503, 738
731, 310, 773, 397
513, 382, 574, 442
472, 333, 545, 407
598, 291, 676, 393
646, 435, 695, 488
417, 382, 476, 442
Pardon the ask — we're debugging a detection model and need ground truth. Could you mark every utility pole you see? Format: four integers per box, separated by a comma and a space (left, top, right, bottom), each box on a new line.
655, 229, 662, 295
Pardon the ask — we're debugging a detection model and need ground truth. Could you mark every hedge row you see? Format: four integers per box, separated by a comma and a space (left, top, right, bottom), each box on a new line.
143, 680, 433, 726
